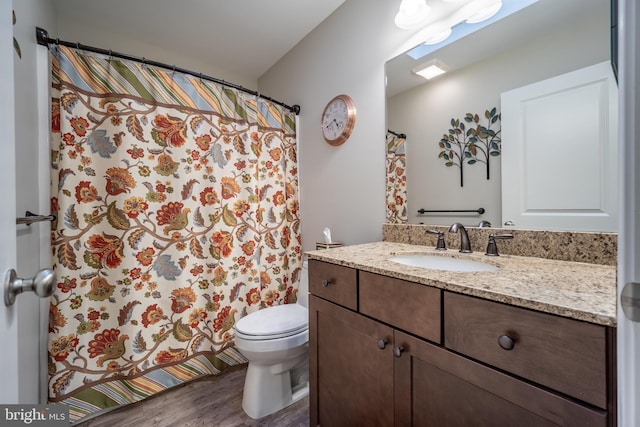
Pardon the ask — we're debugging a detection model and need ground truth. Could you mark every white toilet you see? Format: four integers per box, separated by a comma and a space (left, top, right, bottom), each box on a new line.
234, 260, 309, 419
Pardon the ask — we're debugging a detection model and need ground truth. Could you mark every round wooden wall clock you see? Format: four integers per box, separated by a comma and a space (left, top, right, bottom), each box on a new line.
321, 94, 356, 146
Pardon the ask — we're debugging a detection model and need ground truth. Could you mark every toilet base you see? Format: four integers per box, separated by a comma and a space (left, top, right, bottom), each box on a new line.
241, 352, 309, 419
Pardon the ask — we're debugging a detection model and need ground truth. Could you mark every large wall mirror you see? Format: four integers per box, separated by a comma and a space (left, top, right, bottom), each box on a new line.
385, 0, 617, 232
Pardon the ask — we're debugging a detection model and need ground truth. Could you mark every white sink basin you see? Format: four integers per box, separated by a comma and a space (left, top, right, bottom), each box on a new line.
388, 254, 499, 272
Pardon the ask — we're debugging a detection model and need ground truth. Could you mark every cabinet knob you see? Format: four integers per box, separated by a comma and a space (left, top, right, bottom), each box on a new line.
393, 345, 405, 358
322, 279, 332, 288
498, 335, 515, 351
377, 338, 388, 349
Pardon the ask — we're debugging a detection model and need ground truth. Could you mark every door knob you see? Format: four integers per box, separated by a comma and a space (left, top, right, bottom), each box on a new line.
4, 268, 55, 306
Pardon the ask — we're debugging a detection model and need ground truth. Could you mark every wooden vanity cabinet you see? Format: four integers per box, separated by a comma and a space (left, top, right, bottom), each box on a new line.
308, 259, 615, 426
310, 295, 394, 427
394, 330, 607, 427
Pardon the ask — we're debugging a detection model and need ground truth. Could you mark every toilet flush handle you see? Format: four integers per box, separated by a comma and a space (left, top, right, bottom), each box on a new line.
322, 279, 332, 288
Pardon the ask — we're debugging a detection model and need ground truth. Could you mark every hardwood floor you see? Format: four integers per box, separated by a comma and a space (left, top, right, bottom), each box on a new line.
76, 366, 309, 427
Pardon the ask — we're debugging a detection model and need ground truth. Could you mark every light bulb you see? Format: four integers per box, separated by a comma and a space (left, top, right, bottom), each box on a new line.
395, 0, 431, 30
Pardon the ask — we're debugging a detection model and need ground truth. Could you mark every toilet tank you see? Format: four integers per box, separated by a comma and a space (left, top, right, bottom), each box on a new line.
297, 260, 309, 308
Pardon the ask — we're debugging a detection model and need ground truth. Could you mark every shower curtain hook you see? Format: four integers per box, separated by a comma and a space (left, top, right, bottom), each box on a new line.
108, 49, 113, 61
141, 57, 146, 68
199, 72, 203, 83
171, 65, 176, 76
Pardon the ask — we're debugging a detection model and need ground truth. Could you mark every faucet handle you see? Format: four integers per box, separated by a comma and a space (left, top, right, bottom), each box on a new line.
485, 233, 514, 256
426, 230, 447, 250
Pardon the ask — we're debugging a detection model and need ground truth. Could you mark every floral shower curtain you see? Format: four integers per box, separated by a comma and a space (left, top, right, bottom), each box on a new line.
47, 45, 301, 422
385, 131, 407, 223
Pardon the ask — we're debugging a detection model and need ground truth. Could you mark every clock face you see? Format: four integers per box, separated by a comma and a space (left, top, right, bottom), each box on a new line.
321, 95, 356, 146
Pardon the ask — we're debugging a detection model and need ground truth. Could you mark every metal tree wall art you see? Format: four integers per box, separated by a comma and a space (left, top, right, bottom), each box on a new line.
437, 108, 501, 187
465, 108, 501, 179
438, 118, 472, 187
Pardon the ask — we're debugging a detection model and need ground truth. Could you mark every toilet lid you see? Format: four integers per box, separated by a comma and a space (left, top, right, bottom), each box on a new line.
235, 304, 308, 337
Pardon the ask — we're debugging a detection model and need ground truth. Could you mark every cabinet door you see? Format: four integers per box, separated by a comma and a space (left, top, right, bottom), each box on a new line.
359, 271, 441, 344
310, 295, 394, 427
394, 331, 607, 427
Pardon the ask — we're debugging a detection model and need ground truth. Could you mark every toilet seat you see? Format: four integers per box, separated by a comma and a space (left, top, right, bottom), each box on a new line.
235, 328, 309, 353
235, 304, 308, 340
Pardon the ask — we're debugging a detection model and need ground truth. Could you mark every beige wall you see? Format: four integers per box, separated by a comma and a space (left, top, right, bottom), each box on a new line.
259, 0, 611, 245
259, 0, 417, 250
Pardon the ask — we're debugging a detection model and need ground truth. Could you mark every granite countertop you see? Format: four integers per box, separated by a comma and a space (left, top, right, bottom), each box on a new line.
306, 241, 617, 327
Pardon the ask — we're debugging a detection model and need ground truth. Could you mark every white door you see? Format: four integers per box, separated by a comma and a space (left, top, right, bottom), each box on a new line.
501, 61, 618, 232
618, 0, 640, 425
0, 2, 45, 405
0, 0, 21, 403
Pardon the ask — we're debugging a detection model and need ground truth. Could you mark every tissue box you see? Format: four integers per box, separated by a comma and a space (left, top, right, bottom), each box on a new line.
315, 241, 343, 250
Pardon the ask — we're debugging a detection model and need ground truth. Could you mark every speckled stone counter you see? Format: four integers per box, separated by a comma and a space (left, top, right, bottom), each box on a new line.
306, 241, 617, 327
383, 224, 617, 265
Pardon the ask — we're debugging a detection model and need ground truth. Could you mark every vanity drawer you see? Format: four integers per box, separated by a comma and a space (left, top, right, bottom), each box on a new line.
308, 260, 358, 310
444, 291, 607, 409
360, 271, 441, 344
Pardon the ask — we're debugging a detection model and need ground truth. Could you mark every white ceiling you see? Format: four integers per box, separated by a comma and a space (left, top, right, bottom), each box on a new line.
50, 0, 346, 82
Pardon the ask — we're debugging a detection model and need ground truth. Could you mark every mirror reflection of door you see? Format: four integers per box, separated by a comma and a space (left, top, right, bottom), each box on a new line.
501, 62, 618, 232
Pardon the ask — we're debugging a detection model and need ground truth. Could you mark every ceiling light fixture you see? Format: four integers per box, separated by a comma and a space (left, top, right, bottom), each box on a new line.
395, 0, 431, 30
412, 59, 449, 80
395, 0, 503, 46
466, 0, 503, 23
423, 26, 453, 45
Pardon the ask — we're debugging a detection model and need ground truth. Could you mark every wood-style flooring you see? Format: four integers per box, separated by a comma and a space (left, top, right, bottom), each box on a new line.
75, 366, 309, 427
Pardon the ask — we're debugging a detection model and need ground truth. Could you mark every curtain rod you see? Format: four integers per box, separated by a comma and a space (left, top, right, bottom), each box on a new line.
387, 129, 406, 139
35, 27, 301, 115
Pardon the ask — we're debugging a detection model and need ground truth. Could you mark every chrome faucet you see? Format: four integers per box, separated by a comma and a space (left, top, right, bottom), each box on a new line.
448, 223, 472, 253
